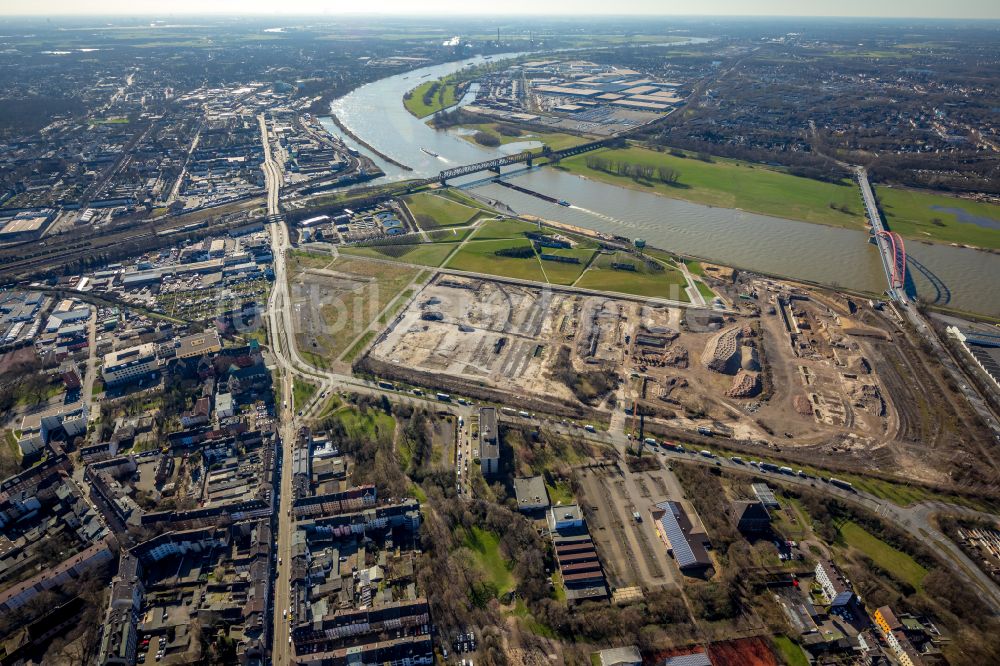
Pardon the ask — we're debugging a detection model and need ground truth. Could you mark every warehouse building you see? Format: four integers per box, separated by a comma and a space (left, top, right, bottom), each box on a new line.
0, 209, 56, 242
651, 501, 712, 574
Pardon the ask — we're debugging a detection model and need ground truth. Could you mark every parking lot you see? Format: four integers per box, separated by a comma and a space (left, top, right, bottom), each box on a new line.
577, 463, 685, 589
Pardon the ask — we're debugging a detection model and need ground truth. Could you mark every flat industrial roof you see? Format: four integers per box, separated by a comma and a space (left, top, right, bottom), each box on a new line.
1, 214, 50, 234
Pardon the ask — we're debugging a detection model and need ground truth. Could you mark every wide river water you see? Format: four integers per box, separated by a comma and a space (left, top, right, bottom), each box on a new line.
325, 55, 1000, 317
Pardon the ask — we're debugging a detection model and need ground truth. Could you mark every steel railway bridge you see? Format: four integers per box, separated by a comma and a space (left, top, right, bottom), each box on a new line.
438, 139, 610, 183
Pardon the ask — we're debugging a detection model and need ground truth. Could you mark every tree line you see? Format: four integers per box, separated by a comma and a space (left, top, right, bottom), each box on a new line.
585, 156, 680, 185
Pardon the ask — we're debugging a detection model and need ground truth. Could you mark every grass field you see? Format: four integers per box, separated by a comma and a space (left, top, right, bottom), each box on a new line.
452, 122, 587, 153
837, 520, 928, 589
343, 331, 376, 362
436, 188, 497, 212
379, 289, 414, 325
559, 145, 866, 229
1, 430, 21, 478
294, 256, 420, 362
446, 239, 547, 282
463, 526, 515, 595
538, 248, 596, 285
403, 191, 483, 229
683, 259, 705, 277
877, 186, 1000, 250
403, 79, 459, 118
575, 251, 690, 301
340, 243, 457, 267
772, 636, 810, 666
336, 406, 395, 443
471, 218, 549, 240
695, 280, 716, 302
292, 378, 317, 411
427, 227, 474, 242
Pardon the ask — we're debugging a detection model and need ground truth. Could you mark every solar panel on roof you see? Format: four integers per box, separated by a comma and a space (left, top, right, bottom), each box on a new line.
657, 501, 698, 569
661, 653, 712, 666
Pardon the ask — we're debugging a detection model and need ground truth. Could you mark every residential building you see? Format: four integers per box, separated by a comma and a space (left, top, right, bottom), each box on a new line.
97, 554, 143, 666
0, 539, 115, 613
815, 559, 856, 614
874, 606, 925, 666
479, 407, 499, 475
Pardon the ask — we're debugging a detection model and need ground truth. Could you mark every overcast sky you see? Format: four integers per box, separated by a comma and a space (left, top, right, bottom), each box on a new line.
2, 0, 998, 19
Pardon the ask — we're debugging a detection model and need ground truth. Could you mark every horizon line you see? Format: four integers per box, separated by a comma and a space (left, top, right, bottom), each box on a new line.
2, 12, 1000, 21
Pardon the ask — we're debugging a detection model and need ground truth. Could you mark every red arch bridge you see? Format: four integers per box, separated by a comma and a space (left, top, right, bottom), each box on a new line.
876, 230, 906, 290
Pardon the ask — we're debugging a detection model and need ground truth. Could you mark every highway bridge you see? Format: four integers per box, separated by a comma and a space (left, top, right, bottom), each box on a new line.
857, 167, 907, 300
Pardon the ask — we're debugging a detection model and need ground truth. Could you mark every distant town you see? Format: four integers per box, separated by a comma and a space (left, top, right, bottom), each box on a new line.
0, 12, 999, 666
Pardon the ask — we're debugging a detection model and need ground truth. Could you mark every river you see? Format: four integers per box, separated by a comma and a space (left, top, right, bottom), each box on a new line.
323, 54, 1000, 317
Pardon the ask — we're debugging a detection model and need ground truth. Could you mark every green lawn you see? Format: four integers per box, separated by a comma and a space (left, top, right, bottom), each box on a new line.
837, 520, 928, 590
340, 243, 457, 267
402, 192, 482, 229
546, 480, 575, 506
463, 526, 515, 595
427, 227, 474, 242
683, 259, 705, 277
695, 280, 716, 302
436, 188, 498, 212
292, 378, 317, 411
575, 251, 690, 301
446, 239, 547, 282
877, 186, 1000, 250
471, 218, 550, 240
403, 79, 459, 118
559, 145, 866, 229
773, 635, 810, 666
538, 248, 596, 285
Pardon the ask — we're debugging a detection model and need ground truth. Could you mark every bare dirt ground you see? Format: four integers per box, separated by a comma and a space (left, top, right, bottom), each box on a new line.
367, 275, 630, 405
